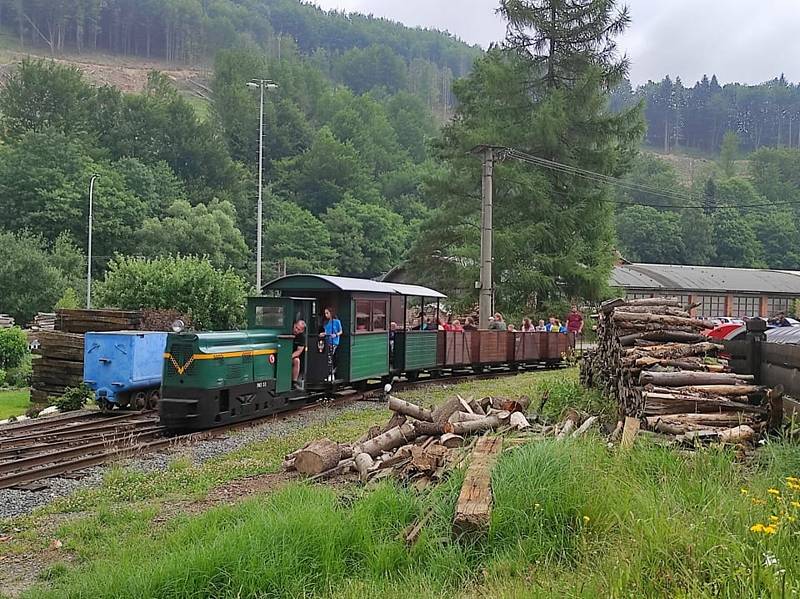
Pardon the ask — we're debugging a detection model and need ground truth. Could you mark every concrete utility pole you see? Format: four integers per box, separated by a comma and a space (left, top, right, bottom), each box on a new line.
246, 79, 278, 292
86, 174, 99, 309
471, 146, 495, 329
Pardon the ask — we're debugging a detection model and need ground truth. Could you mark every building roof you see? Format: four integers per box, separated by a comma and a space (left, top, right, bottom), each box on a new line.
263, 274, 445, 298
611, 263, 800, 295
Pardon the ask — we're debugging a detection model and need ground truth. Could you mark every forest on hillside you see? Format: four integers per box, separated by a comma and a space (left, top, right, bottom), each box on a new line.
614, 74, 800, 154
0, 0, 479, 116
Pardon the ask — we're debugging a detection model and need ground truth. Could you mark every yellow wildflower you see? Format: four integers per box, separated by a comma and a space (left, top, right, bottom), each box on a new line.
741, 488, 749, 496
752, 498, 766, 505
768, 488, 781, 496
770, 515, 780, 523
788, 516, 797, 523
764, 525, 778, 535
583, 516, 590, 524
751, 523, 766, 533
791, 501, 800, 509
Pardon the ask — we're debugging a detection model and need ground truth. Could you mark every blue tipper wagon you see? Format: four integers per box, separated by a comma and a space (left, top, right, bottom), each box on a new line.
83, 331, 168, 411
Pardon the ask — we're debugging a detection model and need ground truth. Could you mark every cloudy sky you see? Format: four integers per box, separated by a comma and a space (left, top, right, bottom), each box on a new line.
311, 0, 800, 86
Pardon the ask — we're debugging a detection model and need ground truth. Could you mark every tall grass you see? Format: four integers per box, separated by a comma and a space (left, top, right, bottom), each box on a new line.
27, 437, 800, 598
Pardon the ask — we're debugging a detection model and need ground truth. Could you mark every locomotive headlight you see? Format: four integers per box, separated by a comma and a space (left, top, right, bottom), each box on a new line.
171, 319, 185, 334
384, 383, 392, 394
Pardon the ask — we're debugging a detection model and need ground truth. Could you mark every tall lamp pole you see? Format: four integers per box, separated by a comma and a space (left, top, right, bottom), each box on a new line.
87, 174, 99, 309
246, 78, 278, 292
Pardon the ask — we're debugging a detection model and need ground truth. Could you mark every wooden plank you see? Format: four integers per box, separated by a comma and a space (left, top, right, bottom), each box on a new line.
453, 436, 502, 536
621, 416, 640, 448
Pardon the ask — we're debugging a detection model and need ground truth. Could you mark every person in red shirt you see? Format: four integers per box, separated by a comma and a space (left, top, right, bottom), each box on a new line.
565, 304, 584, 336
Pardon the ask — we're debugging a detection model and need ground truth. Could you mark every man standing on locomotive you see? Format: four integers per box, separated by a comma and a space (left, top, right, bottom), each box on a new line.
292, 320, 306, 389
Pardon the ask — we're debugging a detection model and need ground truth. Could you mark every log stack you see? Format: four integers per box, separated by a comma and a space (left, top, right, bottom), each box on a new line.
0, 314, 15, 329
29, 312, 56, 331
30, 331, 85, 404
581, 297, 771, 443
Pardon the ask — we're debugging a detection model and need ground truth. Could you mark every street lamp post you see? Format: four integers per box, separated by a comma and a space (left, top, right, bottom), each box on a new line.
87, 174, 99, 309
246, 79, 278, 293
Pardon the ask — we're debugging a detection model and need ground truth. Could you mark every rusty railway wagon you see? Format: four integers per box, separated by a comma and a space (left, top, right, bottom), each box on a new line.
159, 274, 572, 431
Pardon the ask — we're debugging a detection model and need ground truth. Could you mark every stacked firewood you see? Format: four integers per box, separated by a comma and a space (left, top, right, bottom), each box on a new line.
0, 314, 14, 328
581, 297, 772, 442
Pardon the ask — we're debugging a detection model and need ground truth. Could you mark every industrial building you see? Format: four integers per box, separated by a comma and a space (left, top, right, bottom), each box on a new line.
611, 263, 800, 318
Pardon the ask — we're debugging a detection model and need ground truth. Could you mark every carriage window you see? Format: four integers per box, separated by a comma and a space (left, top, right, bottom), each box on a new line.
355, 300, 371, 331
254, 305, 284, 328
372, 301, 387, 331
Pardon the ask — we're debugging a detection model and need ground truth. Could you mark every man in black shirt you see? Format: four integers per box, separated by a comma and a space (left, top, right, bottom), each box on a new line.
292, 320, 306, 388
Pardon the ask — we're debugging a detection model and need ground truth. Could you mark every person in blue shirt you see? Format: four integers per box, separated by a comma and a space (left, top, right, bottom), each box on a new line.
320, 307, 343, 380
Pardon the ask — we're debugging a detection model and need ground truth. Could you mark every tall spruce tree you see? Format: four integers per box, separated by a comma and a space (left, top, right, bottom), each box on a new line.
410, 0, 643, 312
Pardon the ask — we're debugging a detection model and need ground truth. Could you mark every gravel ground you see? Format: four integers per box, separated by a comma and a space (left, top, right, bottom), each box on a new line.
0, 401, 384, 520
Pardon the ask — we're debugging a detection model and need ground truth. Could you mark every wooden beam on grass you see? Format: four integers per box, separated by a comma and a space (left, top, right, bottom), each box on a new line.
453, 436, 502, 537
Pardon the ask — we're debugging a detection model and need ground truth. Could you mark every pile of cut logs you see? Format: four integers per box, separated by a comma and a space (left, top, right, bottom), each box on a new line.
581, 297, 775, 443
0, 314, 14, 328
284, 394, 598, 536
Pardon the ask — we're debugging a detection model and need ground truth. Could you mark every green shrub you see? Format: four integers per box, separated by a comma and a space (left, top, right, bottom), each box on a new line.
52, 384, 93, 412
6, 352, 32, 387
55, 287, 80, 310
0, 326, 28, 369
94, 256, 247, 330
0, 368, 6, 387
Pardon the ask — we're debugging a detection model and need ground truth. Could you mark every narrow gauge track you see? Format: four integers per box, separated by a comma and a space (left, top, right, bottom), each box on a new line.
0, 365, 553, 491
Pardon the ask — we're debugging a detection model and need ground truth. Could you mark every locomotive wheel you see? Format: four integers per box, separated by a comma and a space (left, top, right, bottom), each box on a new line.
406, 371, 419, 382
98, 398, 113, 413
132, 391, 148, 411
146, 389, 160, 411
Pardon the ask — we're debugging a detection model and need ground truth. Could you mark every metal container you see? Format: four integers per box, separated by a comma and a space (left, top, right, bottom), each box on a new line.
83, 331, 168, 409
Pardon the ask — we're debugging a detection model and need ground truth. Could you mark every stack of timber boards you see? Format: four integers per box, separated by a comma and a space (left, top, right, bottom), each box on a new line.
580, 297, 775, 444
30, 312, 56, 331
0, 314, 14, 328
30, 331, 84, 404
55, 309, 143, 334
29, 309, 143, 403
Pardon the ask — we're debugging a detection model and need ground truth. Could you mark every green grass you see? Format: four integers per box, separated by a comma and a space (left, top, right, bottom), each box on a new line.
0, 388, 30, 419
9, 370, 800, 597
22, 439, 800, 598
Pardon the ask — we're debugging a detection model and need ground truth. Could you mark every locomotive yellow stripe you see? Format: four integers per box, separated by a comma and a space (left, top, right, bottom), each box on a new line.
163, 349, 277, 361
163, 349, 278, 375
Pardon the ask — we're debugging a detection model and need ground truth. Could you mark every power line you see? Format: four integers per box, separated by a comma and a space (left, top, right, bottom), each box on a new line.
500, 146, 800, 210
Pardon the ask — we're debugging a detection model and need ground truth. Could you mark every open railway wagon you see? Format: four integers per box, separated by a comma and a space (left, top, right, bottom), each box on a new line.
159, 274, 572, 431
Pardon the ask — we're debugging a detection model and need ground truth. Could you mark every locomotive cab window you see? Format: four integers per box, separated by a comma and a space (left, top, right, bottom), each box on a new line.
254, 305, 284, 328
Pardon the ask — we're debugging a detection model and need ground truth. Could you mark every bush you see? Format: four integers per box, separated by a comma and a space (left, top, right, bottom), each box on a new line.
0, 326, 28, 369
52, 384, 93, 412
0, 368, 6, 387
94, 256, 247, 330
6, 353, 32, 387
55, 287, 80, 310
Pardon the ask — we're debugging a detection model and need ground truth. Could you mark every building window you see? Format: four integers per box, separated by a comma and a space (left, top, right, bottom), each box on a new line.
696, 295, 726, 318
767, 296, 792, 317
732, 296, 760, 318
626, 292, 653, 300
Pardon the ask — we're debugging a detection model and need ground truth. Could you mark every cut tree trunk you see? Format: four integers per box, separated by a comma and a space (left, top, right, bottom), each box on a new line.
453, 437, 503, 536
432, 397, 463, 424
640, 371, 754, 387
448, 411, 486, 424
354, 452, 375, 481
356, 423, 417, 457
445, 415, 502, 435
294, 439, 343, 475
720, 425, 756, 444
387, 396, 433, 422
